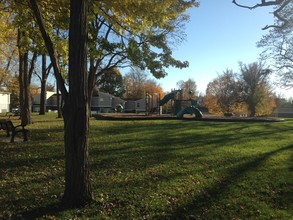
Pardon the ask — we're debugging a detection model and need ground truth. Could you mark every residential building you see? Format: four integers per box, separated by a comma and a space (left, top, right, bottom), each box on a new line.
32, 91, 125, 113
0, 92, 10, 113
31, 91, 56, 112
274, 108, 293, 118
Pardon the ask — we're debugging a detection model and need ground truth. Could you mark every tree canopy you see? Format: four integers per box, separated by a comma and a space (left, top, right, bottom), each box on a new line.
86, 0, 199, 93
0, 3, 18, 90
238, 62, 275, 116
204, 63, 276, 116
97, 67, 125, 97
205, 69, 242, 114
123, 67, 164, 100
176, 78, 197, 100
2, 0, 199, 98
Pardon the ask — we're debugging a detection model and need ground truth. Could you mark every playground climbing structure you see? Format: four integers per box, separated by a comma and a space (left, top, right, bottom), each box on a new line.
158, 89, 203, 119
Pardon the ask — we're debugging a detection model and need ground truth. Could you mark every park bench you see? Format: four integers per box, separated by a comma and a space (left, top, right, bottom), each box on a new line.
0, 119, 28, 143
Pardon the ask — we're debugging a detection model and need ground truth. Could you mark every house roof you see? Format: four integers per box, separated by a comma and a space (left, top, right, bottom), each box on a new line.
95, 91, 125, 101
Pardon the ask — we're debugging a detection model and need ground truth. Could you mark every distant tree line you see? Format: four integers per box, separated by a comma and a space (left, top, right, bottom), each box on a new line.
97, 63, 290, 118
96, 67, 165, 100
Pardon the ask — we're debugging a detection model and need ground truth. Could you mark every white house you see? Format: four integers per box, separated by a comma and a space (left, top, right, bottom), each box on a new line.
32, 91, 56, 112
0, 92, 10, 113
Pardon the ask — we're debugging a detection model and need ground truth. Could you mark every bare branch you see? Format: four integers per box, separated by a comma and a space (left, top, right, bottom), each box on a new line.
232, 0, 290, 29
232, 0, 284, 9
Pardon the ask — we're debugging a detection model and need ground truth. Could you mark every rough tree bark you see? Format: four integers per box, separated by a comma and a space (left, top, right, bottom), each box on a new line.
61, 0, 92, 206
17, 30, 37, 125
17, 30, 24, 121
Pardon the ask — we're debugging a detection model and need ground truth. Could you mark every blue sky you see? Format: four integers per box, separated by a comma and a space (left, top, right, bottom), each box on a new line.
155, 1, 292, 98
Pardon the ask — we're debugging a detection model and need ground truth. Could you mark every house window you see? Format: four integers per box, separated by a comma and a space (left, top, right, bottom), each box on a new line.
100, 98, 103, 102
137, 103, 140, 108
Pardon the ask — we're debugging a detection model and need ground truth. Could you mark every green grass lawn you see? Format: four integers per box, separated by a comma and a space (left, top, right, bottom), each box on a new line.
0, 113, 292, 219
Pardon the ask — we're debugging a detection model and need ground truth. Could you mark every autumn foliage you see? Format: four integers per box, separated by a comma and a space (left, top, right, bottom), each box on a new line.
204, 64, 276, 116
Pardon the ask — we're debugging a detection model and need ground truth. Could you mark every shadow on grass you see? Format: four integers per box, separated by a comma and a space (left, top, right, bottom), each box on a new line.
20, 203, 66, 219
89, 120, 292, 171
0, 128, 65, 219
1, 120, 292, 219
167, 144, 293, 219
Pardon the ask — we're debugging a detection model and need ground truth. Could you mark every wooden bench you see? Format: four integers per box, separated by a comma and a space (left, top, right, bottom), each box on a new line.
0, 119, 28, 143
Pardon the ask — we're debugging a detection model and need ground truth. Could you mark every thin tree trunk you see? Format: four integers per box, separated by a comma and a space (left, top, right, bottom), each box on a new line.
56, 82, 62, 118
22, 51, 31, 125
250, 106, 256, 117
39, 54, 47, 115
18, 30, 24, 120
88, 58, 98, 116
18, 31, 30, 125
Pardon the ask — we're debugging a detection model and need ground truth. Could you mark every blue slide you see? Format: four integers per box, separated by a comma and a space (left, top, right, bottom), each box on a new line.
159, 92, 175, 106
176, 106, 203, 119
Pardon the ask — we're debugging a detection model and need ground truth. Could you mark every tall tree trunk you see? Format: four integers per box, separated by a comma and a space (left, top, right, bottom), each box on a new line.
22, 51, 31, 125
29, 0, 92, 207
88, 58, 98, 116
61, 0, 92, 207
18, 30, 24, 120
39, 54, 47, 115
18, 31, 31, 125
249, 104, 256, 117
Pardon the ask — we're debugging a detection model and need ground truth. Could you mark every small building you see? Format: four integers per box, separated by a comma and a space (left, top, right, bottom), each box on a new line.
274, 108, 293, 118
32, 91, 125, 113
46, 93, 61, 111
135, 99, 147, 113
124, 100, 136, 113
0, 92, 10, 113
124, 94, 161, 114
124, 99, 146, 113
112, 96, 125, 110
92, 92, 115, 113
90, 86, 126, 113
32, 91, 57, 112
91, 92, 126, 113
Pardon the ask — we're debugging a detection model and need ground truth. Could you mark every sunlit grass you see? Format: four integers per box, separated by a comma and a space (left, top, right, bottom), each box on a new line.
0, 113, 292, 219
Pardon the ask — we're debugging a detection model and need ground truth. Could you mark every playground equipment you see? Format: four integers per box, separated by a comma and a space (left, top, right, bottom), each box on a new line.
159, 92, 176, 106
159, 89, 203, 119
176, 106, 203, 118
